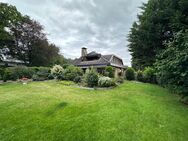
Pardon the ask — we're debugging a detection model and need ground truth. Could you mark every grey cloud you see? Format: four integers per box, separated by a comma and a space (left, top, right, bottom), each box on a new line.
2, 0, 148, 66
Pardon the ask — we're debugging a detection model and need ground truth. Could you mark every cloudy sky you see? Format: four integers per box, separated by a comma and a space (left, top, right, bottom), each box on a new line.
1, 0, 148, 66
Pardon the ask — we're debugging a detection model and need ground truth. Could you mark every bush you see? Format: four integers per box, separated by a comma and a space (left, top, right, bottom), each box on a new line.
155, 31, 188, 96
32, 74, 43, 81
85, 68, 98, 87
3, 68, 16, 81
48, 74, 54, 80
136, 70, 144, 82
104, 66, 115, 78
143, 67, 156, 83
3, 66, 34, 81
1, 66, 51, 82
51, 65, 64, 78
32, 67, 50, 81
16, 66, 34, 79
98, 76, 116, 87
0, 68, 5, 80
62, 65, 83, 81
125, 67, 135, 80
73, 76, 82, 83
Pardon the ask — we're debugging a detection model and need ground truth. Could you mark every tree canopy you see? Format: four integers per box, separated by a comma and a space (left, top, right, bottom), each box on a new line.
0, 2, 68, 66
128, 0, 188, 70
128, 0, 188, 96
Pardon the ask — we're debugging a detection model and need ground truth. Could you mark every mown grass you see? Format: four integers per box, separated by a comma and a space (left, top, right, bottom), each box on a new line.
0, 81, 188, 141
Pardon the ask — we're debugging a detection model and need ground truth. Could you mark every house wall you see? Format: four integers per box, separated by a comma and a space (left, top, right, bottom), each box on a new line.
114, 67, 124, 78
79, 65, 125, 78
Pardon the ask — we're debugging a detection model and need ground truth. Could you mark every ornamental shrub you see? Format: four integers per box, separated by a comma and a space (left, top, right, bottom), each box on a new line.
73, 76, 82, 83
98, 76, 116, 87
143, 67, 156, 83
32, 67, 51, 81
136, 70, 144, 82
63, 65, 83, 81
85, 68, 98, 87
104, 66, 115, 78
51, 65, 64, 78
125, 67, 135, 80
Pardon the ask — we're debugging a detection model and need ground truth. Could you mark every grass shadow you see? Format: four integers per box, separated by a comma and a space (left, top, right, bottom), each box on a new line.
46, 102, 68, 116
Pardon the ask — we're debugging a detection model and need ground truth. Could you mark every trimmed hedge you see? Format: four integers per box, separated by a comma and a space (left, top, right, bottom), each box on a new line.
2, 66, 51, 81
3, 66, 34, 81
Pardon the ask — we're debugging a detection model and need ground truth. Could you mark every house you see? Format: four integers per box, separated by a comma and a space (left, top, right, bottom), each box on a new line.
0, 55, 26, 67
73, 47, 127, 78
0, 49, 26, 67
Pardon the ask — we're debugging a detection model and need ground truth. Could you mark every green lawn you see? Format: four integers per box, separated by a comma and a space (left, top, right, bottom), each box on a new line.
0, 81, 188, 141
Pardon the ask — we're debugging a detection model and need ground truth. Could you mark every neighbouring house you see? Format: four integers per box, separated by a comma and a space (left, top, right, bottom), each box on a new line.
0, 49, 26, 67
73, 47, 127, 78
0, 55, 26, 67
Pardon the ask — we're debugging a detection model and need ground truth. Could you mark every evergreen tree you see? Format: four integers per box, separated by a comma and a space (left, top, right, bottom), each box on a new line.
128, 0, 188, 70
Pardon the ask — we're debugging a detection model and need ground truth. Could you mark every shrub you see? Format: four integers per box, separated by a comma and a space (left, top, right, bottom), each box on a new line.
155, 31, 188, 96
98, 76, 116, 87
136, 70, 144, 82
32, 67, 50, 81
3, 68, 17, 81
143, 67, 156, 83
3, 66, 34, 81
73, 76, 82, 83
104, 66, 115, 78
125, 67, 135, 80
51, 65, 64, 78
0, 68, 5, 80
32, 74, 42, 81
63, 65, 83, 81
48, 74, 54, 80
85, 68, 98, 87
15, 66, 34, 79
180, 96, 188, 105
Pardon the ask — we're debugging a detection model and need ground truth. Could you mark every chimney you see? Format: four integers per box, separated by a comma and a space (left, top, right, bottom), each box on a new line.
81, 47, 87, 57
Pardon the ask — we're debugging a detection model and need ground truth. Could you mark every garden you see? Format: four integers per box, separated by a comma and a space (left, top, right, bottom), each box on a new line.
1, 80, 188, 141
0, 64, 157, 89
0, 65, 123, 88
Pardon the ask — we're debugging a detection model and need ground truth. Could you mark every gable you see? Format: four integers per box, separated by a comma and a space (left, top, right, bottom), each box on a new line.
109, 55, 124, 68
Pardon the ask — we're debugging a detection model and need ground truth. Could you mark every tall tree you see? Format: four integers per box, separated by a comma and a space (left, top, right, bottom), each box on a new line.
155, 30, 188, 96
128, 0, 188, 70
10, 16, 46, 64
30, 40, 59, 66
0, 3, 22, 60
0, 3, 68, 67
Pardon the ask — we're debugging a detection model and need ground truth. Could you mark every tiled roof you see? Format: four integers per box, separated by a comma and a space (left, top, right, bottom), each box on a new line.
73, 56, 109, 66
73, 52, 125, 68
